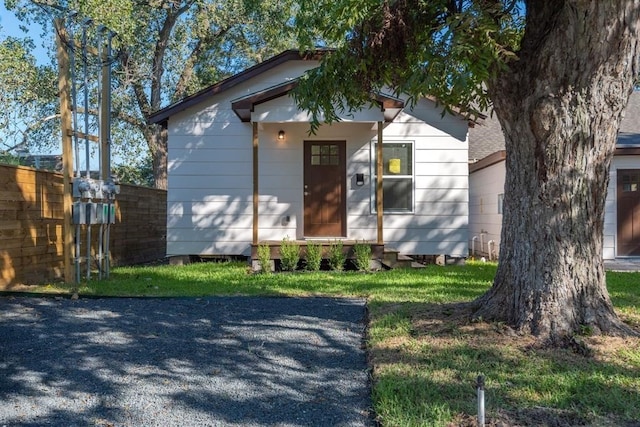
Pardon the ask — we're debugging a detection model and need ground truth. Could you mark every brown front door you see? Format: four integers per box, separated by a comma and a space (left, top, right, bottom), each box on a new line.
617, 169, 640, 256
303, 141, 346, 237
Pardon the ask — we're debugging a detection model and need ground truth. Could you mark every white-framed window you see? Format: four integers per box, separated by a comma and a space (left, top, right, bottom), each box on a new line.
371, 141, 414, 213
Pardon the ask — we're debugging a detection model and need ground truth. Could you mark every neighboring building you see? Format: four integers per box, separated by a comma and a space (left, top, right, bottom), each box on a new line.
149, 50, 474, 261
468, 91, 640, 260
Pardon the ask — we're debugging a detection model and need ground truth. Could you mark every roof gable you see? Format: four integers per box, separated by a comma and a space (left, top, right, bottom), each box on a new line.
148, 50, 328, 124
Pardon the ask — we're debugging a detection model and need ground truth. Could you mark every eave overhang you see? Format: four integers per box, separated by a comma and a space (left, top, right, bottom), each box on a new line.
231, 80, 405, 123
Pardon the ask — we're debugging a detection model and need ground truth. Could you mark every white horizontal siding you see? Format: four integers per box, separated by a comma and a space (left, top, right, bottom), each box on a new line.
468, 160, 505, 259
252, 96, 385, 123
166, 62, 470, 257
415, 175, 468, 189
168, 161, 251, 176
169, 147, 251, 163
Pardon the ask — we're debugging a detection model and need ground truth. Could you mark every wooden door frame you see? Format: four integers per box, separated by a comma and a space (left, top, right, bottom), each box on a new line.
616, 168, 640, 257
303, 140, 347, 237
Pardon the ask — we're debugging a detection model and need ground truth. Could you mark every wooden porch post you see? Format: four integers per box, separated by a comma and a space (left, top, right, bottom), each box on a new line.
55, 19, 74, 283
252, 122, 259, 245
376, 121, 384, 244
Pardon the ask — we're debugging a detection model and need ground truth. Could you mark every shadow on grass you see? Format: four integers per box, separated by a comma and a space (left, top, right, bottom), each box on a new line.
368, 301, 640, 426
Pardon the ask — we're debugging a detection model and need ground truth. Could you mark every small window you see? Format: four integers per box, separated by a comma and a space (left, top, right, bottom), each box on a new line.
498, 193, 504, 214
310, 144, 340, 166
372, 142, 414, 213
623, 174, 640, 192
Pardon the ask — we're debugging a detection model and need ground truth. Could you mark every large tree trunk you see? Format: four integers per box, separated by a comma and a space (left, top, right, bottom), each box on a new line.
473, 1, 640, 340
147, 123, 168, 190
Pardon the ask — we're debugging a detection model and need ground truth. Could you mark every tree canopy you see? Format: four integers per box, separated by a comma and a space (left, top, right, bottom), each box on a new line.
4, 0, 299, 187
0, 33, 58, 155
293, 0, 524, 127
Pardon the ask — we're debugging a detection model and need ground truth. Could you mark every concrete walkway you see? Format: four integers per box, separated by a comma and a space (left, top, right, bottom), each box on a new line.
604, 259, 640, 272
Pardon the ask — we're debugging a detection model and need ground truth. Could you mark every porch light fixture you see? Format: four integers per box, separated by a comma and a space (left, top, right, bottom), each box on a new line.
278, 130, 285, 140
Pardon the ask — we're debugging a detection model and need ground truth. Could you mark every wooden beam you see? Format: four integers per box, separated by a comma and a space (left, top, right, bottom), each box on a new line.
55, 18, 74, 284
73, 39, 99, 56
376, 121, 384, 244
67, 130, 99, 143
252, 122, 259, 245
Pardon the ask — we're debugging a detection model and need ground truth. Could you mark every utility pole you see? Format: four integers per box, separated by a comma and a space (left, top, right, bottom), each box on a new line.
55, 18, 74, 284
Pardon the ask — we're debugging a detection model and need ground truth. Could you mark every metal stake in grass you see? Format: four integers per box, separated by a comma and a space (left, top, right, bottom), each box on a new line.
477, 375, 485, 427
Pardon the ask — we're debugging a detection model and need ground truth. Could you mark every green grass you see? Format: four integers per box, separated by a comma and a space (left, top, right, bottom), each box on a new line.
9, 261, 640, 426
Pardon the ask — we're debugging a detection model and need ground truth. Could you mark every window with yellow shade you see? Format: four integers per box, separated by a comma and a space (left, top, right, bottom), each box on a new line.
372, 142, 414, 213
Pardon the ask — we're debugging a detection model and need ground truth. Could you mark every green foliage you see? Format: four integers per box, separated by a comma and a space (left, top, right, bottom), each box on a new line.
352, 241, 371, 272
256, 244, 272, 274
293, 0, 524, 131
328, 240, 345, 271
279, 236, 300, 271
6, 0, 300, 186
304, 241, 322, 271
112, 155, 154, 187
0, 153, 21, 166
0, 35, 57, 154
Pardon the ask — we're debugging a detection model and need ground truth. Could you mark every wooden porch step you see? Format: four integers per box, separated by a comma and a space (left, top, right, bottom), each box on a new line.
382, 249, 418, 269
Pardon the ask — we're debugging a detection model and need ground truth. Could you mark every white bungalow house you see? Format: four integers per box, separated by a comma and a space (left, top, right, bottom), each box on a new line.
468, 91, 640, 260
149, 50, 474, 265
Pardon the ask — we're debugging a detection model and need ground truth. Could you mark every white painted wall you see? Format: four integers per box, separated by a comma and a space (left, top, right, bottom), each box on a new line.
468, 160, 505, 260
468, 153, 640, 261
166, 60, 470, 257
380, 99, 469, 257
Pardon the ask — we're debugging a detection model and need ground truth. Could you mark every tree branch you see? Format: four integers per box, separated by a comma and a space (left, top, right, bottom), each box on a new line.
150, 0, 195, 111
173, 27, 230, 101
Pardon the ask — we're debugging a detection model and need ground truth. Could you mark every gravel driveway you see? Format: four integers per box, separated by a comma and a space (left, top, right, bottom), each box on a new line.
0, 296, 373, 426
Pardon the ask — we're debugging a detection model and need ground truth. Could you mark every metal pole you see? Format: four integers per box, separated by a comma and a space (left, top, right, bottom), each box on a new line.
76, 223, 81, 283
96, 26, 104, 280
81, 18, 93, 280
97, 26, 103, 181
102, 31, 114, 180
66, 13, 81, 178
105, 205, 111, 278
477, 375, 485, 427
81, 18, 92, 178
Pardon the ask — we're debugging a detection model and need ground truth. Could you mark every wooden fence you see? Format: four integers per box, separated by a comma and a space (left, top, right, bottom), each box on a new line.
0, 164, 167, 288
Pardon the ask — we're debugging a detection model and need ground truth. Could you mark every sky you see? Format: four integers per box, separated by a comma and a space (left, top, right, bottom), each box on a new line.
0, 5, 101, 168
0, 3, 51, 64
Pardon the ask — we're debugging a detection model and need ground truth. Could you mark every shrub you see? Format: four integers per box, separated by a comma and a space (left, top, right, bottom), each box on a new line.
352, 241, 372, 272
280, 237, 300, 271
257, 244, 272, 274
328, 240, 345, 271
305, 241, 322, 271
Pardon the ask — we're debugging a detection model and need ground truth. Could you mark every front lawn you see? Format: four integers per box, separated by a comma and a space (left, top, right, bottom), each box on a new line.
12, 261, 640, 426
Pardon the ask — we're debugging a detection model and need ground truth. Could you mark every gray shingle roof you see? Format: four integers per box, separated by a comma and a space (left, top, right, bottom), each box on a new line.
469, 90, 640, 161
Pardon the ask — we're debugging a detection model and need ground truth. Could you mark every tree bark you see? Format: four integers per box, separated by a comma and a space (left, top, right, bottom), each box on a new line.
474, 1, 640, 340
147, 124, 168, 190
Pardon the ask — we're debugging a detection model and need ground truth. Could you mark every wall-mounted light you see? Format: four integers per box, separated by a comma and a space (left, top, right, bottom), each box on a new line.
355, 173, 365, 186
278, 130, 285, 140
